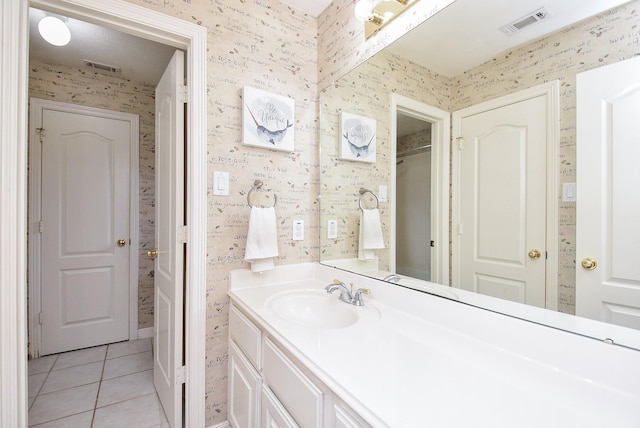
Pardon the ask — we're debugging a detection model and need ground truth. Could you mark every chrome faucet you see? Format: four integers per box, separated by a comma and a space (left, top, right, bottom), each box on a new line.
325, 279, 370, 306
383, 274, 401, 283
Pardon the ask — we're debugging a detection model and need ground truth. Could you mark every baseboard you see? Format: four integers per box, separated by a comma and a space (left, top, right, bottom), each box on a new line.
208, 421, 231, 428
137, 327, 154, 339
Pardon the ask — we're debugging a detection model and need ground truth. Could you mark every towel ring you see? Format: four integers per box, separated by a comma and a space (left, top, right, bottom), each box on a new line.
247, 180, 277, 208
358, 187, 379, 210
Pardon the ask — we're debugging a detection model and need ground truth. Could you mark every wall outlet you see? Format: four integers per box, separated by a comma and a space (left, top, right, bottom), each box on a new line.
327, 219, 338, 239
379, 185, 388, 202
293, 220, 304, 241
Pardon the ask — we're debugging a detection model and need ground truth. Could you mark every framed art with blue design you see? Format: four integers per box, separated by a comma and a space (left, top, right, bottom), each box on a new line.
243, 86, 295, 152
339, 111, 376, 163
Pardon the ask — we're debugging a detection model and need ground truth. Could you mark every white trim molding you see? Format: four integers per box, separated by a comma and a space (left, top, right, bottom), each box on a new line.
2, 0, 207, 426
390, 93, 451, 286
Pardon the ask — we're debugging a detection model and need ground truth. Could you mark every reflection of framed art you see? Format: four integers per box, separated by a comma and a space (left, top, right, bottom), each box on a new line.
339, 111, 376, 163
242, 86, 295, 152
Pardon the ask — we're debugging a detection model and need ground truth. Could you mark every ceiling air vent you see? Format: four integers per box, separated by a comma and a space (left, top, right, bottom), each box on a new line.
499, 7, 551, 36
83, 59, 121, 74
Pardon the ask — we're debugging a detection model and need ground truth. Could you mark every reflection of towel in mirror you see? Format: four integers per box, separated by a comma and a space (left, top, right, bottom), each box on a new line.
244, 206, 279, 272
358, 208, 385, 261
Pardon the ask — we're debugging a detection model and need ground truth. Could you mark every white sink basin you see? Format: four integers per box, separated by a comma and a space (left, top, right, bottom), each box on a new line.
267, 290, 379, 329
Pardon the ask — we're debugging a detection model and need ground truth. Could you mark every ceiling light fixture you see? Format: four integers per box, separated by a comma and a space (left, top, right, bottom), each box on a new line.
354, 0, 418, 39
38, 15, 71, 47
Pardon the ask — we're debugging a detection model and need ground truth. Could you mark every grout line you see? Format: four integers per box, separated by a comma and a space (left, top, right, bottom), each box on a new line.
90, 344, 108, 428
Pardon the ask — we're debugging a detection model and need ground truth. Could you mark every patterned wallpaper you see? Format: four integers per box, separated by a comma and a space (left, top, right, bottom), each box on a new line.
319, 50, 450, 269
28, 59, 157, 329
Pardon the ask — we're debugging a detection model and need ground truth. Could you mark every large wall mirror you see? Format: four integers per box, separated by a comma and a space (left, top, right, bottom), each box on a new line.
319, 0, 640, 349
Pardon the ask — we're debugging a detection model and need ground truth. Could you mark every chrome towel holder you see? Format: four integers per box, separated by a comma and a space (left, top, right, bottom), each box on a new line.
247, 180, 277, 208
358, 187, 379, 210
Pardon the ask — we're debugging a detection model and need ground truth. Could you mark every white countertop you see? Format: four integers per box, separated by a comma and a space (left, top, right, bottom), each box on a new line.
229, 263, 640, 428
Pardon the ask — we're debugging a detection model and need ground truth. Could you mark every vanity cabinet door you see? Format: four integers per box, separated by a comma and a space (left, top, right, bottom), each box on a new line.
230, 303, 262, 370
262, 338, 324, 428
261, 385, 300, 428
333, 401, 372, 428
229, 341, 261, 428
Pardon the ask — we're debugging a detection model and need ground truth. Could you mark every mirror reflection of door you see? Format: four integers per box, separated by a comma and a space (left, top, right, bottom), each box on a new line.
395, 113, 432, 281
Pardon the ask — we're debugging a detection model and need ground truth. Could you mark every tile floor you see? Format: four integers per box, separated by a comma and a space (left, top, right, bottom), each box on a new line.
28, 338, 169, 427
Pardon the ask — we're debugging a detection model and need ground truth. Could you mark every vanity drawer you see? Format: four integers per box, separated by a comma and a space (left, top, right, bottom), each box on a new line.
262, 337, 323, 428
229, 304, 261, 370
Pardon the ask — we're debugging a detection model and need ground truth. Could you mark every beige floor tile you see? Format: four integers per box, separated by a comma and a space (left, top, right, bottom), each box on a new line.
102, 351, 153, 380
92, 393, 167, 428
97, 369, 155, 408
28, 383, 98, 426
106, 338, 152, 359
28, 373, 48, 398
28, 355, 57, 375
52, 346, 107, 370
29, 410, 93, 428
40, 362, 103, 394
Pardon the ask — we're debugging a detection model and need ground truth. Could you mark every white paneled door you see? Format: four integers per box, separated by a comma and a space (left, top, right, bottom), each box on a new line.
37, 101, 136, 355
453, 93, 548, 307
576, 56, 640, 329
153, 50, 185, 428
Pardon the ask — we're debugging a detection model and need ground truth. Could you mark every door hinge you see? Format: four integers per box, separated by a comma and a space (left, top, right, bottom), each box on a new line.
456, 136, 464, 150
178, 225, 188, 243
39, 221, 44, 233
39, 312, 43, 325
178, 84, 188, 104
458, 223, 463, 235
176, 365, 187, 384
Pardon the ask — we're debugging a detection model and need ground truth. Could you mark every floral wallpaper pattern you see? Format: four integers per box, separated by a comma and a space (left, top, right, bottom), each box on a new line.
28, 59, 157, 329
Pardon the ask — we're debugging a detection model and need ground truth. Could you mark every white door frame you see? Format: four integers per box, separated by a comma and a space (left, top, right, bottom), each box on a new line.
451, 81, 560, 310
0, 0, 207, 426
28, 98, 140, 358
390, 93, 450, 286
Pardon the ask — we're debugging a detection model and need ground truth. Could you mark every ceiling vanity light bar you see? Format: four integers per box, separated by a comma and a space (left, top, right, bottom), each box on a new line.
355, 0, 420, 39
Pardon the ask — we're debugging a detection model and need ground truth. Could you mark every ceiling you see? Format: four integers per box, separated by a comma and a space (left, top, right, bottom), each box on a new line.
29, 0, 628, 85
29, 7, 176, 85
386, 0, 630, 77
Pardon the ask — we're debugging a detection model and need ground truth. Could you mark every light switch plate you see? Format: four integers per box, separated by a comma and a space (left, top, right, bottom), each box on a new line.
293, 220, 304, 241
379, 185, 388, 203
327, 219, 338, 239
213, 171, 229, 196
562, 183, 576, 202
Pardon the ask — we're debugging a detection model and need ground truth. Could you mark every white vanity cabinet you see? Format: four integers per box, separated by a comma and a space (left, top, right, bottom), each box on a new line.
228, 303, 372, 428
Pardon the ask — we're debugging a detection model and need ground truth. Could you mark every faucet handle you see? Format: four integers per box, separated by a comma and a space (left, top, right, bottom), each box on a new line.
352, 288, 371, 306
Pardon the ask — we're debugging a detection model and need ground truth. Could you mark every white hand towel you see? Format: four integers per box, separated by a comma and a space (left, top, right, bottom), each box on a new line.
244, 206, 279, 272
358, 208, 385, 261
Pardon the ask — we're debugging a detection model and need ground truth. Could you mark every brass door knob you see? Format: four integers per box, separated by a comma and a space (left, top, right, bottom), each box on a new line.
528, 249, 541, 260
581, 258, 597, 270
146, 249, 159, 258
117, 239, 127, 247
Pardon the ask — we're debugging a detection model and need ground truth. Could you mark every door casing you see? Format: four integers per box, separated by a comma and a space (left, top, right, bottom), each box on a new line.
390, 93, 450, 286
0, 0, 207, 426
452, 81, 560, 310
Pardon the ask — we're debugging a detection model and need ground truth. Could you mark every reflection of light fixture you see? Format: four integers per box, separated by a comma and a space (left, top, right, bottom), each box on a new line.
38, 16, 71, 46
354, 0, 418, 39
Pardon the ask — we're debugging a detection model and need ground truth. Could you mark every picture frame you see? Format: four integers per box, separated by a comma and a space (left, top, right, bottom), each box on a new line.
339, 111, 376, 163
242, 86, 295, 152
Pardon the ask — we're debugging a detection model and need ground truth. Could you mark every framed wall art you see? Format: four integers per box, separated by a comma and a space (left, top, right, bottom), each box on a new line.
242, 86, 295, 152
339, 111, 376, 163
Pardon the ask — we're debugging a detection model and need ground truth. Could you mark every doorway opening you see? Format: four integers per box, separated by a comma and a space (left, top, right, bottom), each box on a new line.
2, 0, 207, 426
390, 93, 450, 286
